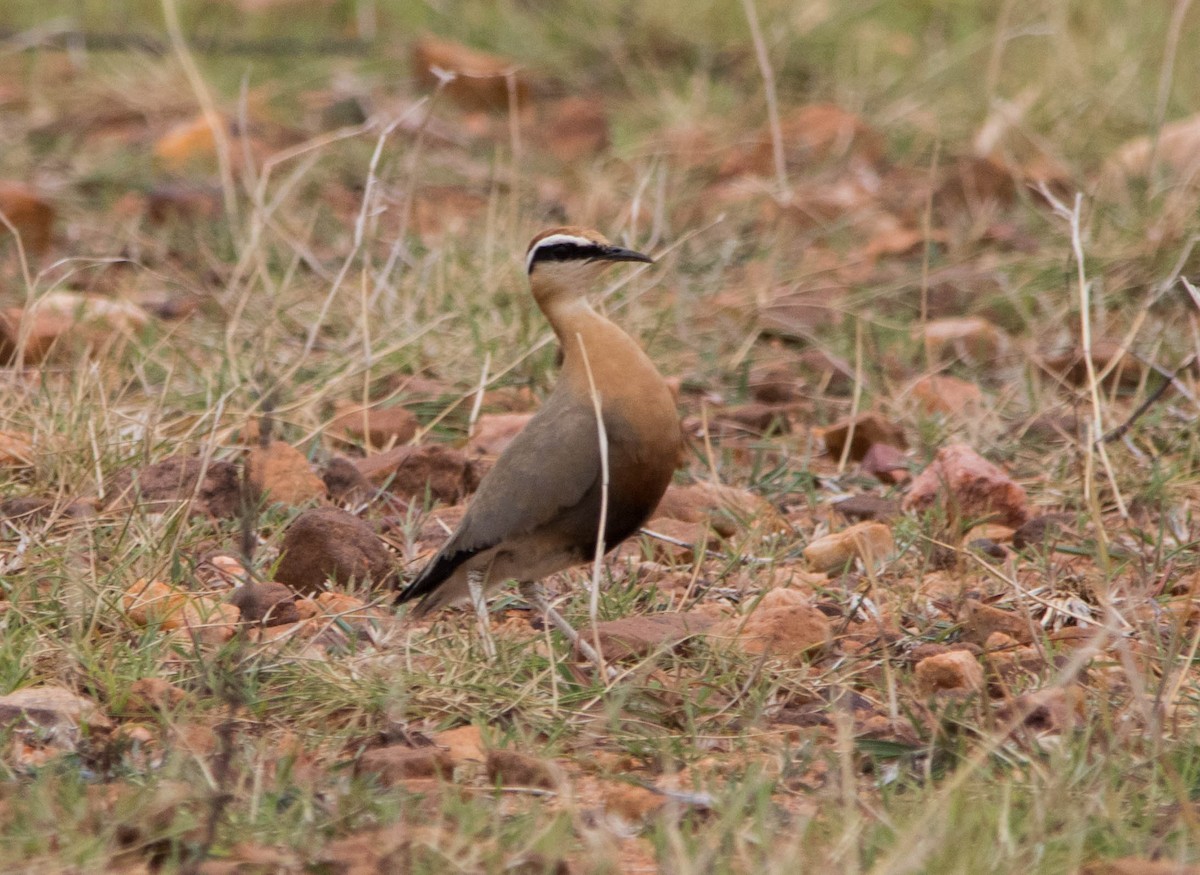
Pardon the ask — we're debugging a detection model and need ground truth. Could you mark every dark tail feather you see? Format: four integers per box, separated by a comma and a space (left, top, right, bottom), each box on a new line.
395, 547, 476, 612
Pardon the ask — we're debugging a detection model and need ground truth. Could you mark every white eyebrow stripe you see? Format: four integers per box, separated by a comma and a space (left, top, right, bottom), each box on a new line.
524, 233, 599, 273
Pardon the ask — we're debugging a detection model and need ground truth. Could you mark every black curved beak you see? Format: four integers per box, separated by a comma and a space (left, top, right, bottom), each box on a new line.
601, 245, 654, 264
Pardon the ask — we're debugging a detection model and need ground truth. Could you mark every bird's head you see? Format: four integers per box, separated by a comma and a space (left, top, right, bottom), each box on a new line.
524, 227, 653, 306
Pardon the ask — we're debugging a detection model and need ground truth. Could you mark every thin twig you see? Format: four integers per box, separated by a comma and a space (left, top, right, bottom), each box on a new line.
576, 335, 611, 684
740, 0, 788, 200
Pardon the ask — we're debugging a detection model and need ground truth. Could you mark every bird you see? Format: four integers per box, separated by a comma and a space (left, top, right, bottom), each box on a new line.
396, 227, 681, 670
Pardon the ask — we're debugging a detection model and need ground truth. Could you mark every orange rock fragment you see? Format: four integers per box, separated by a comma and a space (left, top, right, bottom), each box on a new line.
715, 588, 831, 664
329, 400, 419, 449
245, 440, 327, 506
915, 649, 984, 694
903, 443, 1030, 528
0, 181, 54, 255
803, 521, 895, 573
411, 33, 530, 112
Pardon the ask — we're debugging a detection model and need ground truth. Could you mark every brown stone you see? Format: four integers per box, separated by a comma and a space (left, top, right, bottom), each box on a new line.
431, 725, 486, 764
832, 495, 900, 522
714, 403, 791, 436
274, 507, 395, 595
468, 413, 533, 457
126, 678, 187, 714
0, 496, 95, 521
539, 95, 609, 162
0, 181, 55, 255
902, 443, 1030, 528
917, 316, 1008, 364
357, 745, 454, 785
587, 611, 716, 660
796, 348, 854, 395
602, 782, 668, 825
748, 363, 800, 404
911, 374, 983, 415
245, 440, 327, 506
861, 443, 910, 484
355, 444, 482, 505
1045, 340, 1142, 390
329, 401, 419, 449
915, 650, 984, 694
820, 414, 907, 463
963, 599, 1033, 645
0, 431, 33, 467
107, 456, 241, 518
322, 456, 372, 503
0, 292, 148, 365
803, 522, 895, 573
486, 749, 563, 790
411, 33, 530, 112
716, 588, 832, 664
652, 481, 788, 537
630, 517, 715, 564
996, 686, 1084, 734
1012, 514, 1071, 551
227, 581, 301, 626
0, 686, 112, 735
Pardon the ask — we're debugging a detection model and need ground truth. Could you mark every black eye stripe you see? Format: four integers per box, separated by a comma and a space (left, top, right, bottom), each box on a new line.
530, 242, 606, 266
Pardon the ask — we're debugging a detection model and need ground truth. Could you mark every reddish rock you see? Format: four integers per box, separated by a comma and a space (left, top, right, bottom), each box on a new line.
107, 456, 241, 518
911, 374, 983, 415
227, 581, 302, 626
796, 348, 854, 395
820, 414, 907, 463
748, 363, 800, 404
902, 443, 1030, 528
1, 496, 95, 522
246, 440, 327, 506
652, 481, 788, 537
539, 95, 609, 162
917, 316, 1008, 364
1012, 514, 1071, 551
996, 686, 1084, 735
126, 678, 187, 714
411, 33, 530, 112
0, 431, 33, 468
274, 507, 395, 595
0, 181, 55, 255
485, 749, 563, 790
602, 782, 668, 826
0, 686, 111, 736
963, 599, 1033, 645
861, 443, 910, 484
355, 444, 482, 504
915, 650, 984, 694
832, 495, 900, 522
628, 517, 716, 564
714, 403, 791, 436
321, 456, 373, 503
586, 611, 716, 660
716, 589, 832, 664
357, 745, 454, 785
329, 401, 419, 449
803, 522, 895, 573
1045, 340, 1142, 390
468, 413, 533, 457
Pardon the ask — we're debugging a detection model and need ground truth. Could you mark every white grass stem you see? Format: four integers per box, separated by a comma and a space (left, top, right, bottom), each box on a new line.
575, 334, 610, 684
740, 0, 788, 199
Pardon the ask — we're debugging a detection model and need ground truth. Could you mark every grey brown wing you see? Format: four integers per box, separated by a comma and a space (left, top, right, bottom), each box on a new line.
450, 393, 603, 552
395, 392, 601, 606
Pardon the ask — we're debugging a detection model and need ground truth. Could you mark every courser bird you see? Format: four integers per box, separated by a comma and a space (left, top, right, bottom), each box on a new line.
395, 227, 681, 668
